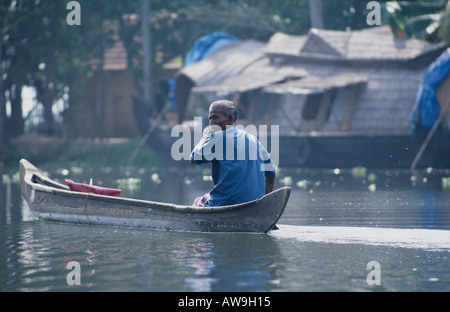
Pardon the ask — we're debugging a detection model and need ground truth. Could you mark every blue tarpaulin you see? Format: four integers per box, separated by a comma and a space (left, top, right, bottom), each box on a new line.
184, 32, 240, 66
168, 32, 241, 110
410, 48, 450, 131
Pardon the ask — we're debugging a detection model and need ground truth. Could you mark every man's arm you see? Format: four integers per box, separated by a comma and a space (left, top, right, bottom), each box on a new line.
190, 126, 214, 164
265, 172, 276, 194
190, 138, 206, 164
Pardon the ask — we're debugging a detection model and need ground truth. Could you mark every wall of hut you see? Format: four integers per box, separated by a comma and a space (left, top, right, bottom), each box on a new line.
70, 70, 138, 138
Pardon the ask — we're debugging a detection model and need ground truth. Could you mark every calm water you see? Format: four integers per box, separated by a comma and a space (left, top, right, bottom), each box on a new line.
1, 163, 450, 292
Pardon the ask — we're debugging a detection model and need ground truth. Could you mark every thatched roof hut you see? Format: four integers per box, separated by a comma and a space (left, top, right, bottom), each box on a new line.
261, 26, 447, 137
177, 26, 446, 138
174, 40, 267, 122
165, 26, 450, 168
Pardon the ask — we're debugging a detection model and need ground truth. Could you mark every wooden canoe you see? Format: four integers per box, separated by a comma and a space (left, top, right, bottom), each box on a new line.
19, 159, 290, 233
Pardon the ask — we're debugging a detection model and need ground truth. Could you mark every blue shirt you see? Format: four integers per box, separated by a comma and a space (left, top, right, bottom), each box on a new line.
191, 125, 276, 206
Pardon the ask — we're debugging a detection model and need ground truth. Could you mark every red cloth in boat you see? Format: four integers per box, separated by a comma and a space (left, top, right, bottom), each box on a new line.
65, 179, 121, 196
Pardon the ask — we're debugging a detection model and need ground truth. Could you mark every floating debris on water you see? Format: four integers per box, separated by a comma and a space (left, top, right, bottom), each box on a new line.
351, 166, 366, 179
2, 172, 20, 184
2, 174, 10, 184
280, 176, 293, 186
151, 173, 161, 184
367, 172, 377, 183
71, 166, 83, 175
443, 177, 450, 190
411, 175, 417, 186
202, 175, 213, 181
296, 180, 309, 189
117, 178, 141, 190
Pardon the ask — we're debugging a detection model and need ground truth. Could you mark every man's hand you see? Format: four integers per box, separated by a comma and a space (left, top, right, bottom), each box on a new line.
190, 126, 215, 164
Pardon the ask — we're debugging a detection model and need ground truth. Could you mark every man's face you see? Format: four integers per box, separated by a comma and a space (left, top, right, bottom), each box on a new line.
208, 106, 233, 131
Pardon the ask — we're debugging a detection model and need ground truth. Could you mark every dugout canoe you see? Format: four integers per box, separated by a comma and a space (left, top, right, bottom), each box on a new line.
19, 159, 290, 233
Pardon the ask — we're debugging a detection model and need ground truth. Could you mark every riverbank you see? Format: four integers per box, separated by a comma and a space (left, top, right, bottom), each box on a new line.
1, 133, 164, 171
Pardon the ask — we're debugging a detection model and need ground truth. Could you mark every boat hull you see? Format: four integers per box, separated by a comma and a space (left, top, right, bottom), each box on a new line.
19, 159, 290, 233
277, 132, 450, 168
133, 96, 450, 169
136, 123, 450, 169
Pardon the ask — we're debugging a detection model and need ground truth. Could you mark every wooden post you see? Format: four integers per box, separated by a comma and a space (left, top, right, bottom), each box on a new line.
126, 0, 155, 166
0, 77, 6, 149
309, 0, 324, 29
141, 0, 153, 113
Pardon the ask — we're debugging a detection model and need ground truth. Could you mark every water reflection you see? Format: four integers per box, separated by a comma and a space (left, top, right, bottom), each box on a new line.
0, 210, 449, 291
419, 191, 442, 229
180, 234, 282, 292
1, 221, 284, 291
1, 165, 450, 291
16, 226, 56, 291
181, 240, 217, 291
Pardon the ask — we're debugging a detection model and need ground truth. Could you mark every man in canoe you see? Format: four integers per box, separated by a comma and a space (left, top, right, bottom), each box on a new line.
190, 100, 276, 207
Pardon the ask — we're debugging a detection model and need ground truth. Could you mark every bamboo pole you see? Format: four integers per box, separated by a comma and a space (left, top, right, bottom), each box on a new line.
410, 99, 450, 170
126, 103, 170, 167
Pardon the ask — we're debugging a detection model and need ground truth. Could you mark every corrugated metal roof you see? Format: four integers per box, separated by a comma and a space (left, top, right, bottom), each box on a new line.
177, 40, 267, 87
265, 26, 445, 62
103, 38, 128, 71
263, 74, 368, 94
179, 26, 447, 136
192, 57, 308, 93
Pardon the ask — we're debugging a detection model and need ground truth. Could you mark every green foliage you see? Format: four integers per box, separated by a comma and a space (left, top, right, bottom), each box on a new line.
384, 0, 449, 40
439, 2, 450, 42
2, 0, 448, 144
1, 0, 123, 135
52, 138, 164, 168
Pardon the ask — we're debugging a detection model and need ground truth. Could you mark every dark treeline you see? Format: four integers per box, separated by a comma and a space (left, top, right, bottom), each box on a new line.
0, 0, 449, 150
